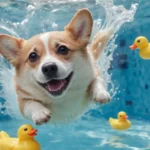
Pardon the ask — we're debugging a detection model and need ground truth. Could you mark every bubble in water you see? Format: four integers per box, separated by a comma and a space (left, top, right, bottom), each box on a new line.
52, 22, 58, 30
27, 5, 35, 11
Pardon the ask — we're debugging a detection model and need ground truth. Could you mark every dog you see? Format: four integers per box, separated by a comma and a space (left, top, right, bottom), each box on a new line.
0, 9, 112, 125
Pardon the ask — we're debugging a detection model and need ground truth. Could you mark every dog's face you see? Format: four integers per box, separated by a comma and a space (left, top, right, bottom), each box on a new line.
0, 9, 93, 99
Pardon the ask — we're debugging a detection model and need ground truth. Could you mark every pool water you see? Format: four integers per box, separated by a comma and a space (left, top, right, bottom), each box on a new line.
1, 117, 150, 150
0, 0, 150, 150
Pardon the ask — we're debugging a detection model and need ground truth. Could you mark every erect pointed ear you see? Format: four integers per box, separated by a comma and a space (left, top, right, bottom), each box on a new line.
0, 34, 23, 66
65, 9, 93, 46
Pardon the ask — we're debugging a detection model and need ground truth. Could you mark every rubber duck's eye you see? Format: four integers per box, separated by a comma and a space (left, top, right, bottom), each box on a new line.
120, 115, 122, 117
137, 40, 140, 43
24, 128, 28, 131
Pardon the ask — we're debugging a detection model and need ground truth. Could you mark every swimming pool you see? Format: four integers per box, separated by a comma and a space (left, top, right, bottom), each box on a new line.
0, 0, 150, 149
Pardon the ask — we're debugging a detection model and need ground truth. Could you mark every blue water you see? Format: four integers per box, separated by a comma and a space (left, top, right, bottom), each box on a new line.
0, 0, 150, 149
1, 117, 150, 150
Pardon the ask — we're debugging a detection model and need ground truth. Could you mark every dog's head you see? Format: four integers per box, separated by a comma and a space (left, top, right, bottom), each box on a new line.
0, 9, 93, 99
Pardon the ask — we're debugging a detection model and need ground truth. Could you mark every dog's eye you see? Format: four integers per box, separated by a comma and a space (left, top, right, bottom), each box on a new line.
56, 46, 69, 55
29, 52, 38, 62
24, 128, 28, 131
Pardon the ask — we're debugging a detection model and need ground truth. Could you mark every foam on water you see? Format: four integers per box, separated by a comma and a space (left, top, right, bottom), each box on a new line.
0, 0, 138, 118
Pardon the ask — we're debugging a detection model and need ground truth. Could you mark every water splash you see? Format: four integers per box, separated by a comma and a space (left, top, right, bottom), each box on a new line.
0, 0, 138, 118
0, 57, 21, 118
0, 19, 21, 118
93, 0, 138, 97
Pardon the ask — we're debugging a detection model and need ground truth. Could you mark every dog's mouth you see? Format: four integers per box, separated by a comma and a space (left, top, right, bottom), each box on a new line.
39, 72, 73, 96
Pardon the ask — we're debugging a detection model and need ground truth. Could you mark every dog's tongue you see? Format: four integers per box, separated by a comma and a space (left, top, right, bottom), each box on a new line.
47, 80, 65, 92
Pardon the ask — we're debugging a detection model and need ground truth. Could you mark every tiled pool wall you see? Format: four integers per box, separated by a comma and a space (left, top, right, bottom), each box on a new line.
102, 0, 150, 119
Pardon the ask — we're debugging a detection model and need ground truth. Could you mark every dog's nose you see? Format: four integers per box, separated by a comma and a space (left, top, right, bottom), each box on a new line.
42, 63, 58, 77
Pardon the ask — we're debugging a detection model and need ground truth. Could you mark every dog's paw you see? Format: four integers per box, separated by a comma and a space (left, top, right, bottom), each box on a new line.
32, 108, 52, 125
94, 90, 111, 105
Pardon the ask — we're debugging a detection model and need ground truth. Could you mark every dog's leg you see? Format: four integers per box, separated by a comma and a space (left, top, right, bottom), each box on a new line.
88, 28, 113, 104
90, 27, 113, 60
19, 99, 51, 125
88, 76, 110, 104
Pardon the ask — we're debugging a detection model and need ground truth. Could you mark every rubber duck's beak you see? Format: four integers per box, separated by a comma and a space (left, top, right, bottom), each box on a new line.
122, 115, 128, 120
129, 44, 137, 50
28, 128, 38, 136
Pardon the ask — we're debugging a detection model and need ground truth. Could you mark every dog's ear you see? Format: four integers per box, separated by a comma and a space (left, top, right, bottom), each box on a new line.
0, 34, 24, 66
65, 9, 93, 46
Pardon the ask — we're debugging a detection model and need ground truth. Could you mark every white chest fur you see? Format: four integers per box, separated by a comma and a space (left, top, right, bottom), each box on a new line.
50, 88, 92, 124
49, 51, 96, 124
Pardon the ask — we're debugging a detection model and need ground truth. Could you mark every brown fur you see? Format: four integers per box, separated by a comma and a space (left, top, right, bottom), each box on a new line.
90, 28, 113, 60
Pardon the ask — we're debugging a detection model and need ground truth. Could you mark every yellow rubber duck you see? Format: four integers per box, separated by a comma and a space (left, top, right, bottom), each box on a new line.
0, 124, 41, 150
130, 36, 150, 59
109, 111, 131, 130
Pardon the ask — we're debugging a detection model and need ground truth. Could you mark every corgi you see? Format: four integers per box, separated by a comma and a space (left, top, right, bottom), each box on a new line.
0, 9, 112, 125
